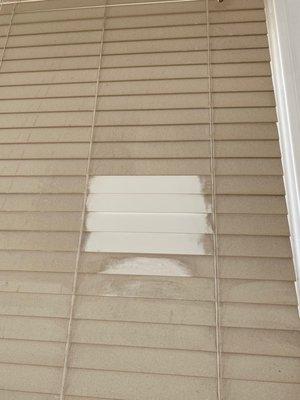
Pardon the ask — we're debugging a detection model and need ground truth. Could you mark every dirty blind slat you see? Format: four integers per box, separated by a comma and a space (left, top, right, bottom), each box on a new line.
0, 0, 107, 398
0, 1, 299, 400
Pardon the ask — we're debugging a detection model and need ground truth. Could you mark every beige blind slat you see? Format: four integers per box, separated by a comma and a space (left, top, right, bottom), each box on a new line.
0, 0, 299, 399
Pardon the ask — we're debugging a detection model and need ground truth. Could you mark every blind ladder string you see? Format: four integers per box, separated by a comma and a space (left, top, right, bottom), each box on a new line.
206, 0, 223, 399
59, 1, 108, 398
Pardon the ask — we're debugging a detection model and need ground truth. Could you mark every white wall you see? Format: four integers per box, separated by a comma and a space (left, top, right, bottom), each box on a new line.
264, 0, 300, 311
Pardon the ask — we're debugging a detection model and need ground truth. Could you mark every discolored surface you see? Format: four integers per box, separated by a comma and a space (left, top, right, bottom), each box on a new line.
0, 0, 299, 399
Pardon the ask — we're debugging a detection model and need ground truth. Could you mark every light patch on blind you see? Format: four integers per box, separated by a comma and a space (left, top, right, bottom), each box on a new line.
83, 176, 213, 255
96, 256, 196, 277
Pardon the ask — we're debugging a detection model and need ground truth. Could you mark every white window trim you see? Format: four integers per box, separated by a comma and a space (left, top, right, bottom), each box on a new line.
265, 0, 300, 313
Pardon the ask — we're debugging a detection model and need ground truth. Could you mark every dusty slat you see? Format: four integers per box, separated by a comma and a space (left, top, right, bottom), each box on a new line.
216, 176, 285, 195
218, 256, 294, 281
0, 363, 61, 394
0, 126, 204, 144
219, 234, 292, 258
211, 21, 267, 36
78, 251, 214, 277
0, 160, 88, 176
0, 98, 94, 112
13, 8, 105, 24
0, 176, 86, 193
105, 1, 205, 18
90, 159, 211, 175
0, 112, 92, 128
106, 2, 204, 18
95, 109, 210, 125
0, 270, 73, 294
214, 123, 278, 140
213, 92, 275, 107
4, 43, 101, 60
102, 37, 208, 54
0, 194, 83, 211
0, 143, 90, 158
222, 327, 300, 357
0, 315, 68, 341
215, 140, 280, 157
220, 278, 297, 305
216, 159, 282, 175
101, 48, 270, 68
97, 94, 209, 110
69, 343, 216, 377
0, 292, 70, 318
72, 319, 216, 351
0, 59, 271, 76
0, 250, 76, 272
213, 76, 273, 92
0, 70, 98, 86
98, 79, 209, 95
217, 195, 287, 214
91, 141, 211, 158
208, 0, 264, 11
0, 339, 64, 366
0, 83, 95, 99
99, 63, 271, 81
210, 9, 265, 24
218, 214, 289, 236
223, 353, 300, 383
76, 274, 214, 300
92, 123, 278, 141
7, 31, 103, 47
212, 62, 271, 77
0, 127, 93, 143
75, 295, 215, 326
0, 92, 259, 111
211, 48, 270, 64
105, 25, 207, 41
0, 231, 79, 251
0, 389, 57, 400
77, 251, 294, 281
0, 159, 206, 176
223, 380, 300, 400
106, 4, 263, 18
66, 368, 217, 400
221, 302, 300, 331
15, 0, 104, 13
9, 18, 104, 36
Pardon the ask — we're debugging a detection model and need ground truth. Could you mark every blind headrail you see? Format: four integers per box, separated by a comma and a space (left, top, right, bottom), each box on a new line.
1, 0, 202, 9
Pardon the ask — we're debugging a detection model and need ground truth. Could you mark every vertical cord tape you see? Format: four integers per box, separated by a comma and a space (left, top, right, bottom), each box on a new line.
205, 0, 223, 399
59, 1, 108, 399
0, 0, 17, 69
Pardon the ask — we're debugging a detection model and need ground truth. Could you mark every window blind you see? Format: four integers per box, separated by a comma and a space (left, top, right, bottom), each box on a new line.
0, 0, 299, 399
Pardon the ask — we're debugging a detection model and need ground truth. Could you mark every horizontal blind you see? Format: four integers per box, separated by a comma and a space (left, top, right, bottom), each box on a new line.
0, 1, 299, 400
